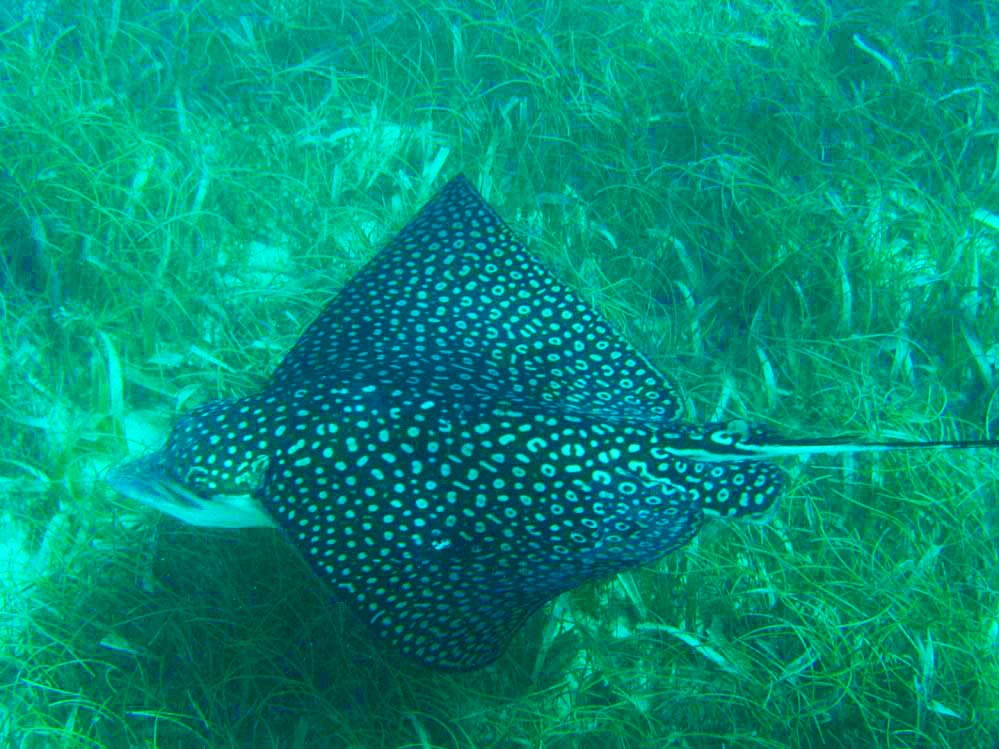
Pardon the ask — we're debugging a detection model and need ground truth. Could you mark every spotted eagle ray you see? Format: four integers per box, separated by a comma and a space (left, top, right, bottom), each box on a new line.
108, 174, 998, 670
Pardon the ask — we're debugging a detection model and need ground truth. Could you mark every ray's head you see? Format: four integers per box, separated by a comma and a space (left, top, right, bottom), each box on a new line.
107, 398, 277, 529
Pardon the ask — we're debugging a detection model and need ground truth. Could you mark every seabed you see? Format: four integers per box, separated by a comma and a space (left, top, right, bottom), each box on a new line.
1, 1, 998, 747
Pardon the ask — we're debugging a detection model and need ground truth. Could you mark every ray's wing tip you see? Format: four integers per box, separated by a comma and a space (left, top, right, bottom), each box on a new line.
427, 172, 495, 217
441, 172, 475, 196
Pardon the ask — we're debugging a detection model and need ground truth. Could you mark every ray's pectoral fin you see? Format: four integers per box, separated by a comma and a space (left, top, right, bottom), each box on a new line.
263, 460, 704, 670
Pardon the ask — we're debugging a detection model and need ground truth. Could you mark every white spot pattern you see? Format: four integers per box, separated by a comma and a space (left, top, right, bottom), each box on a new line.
129, 176, 783, 671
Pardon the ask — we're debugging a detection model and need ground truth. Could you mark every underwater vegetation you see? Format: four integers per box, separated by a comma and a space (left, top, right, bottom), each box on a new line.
2, 0, 998, 747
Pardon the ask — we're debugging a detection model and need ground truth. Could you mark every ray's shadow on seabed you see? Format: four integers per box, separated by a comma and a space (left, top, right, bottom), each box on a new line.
87, 517, 570, 742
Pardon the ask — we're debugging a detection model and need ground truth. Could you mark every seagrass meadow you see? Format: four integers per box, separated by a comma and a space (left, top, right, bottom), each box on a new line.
2, 0, 998, 747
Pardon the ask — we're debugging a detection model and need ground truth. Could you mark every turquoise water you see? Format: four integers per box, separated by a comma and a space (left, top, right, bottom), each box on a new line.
2, 1, 998, 747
